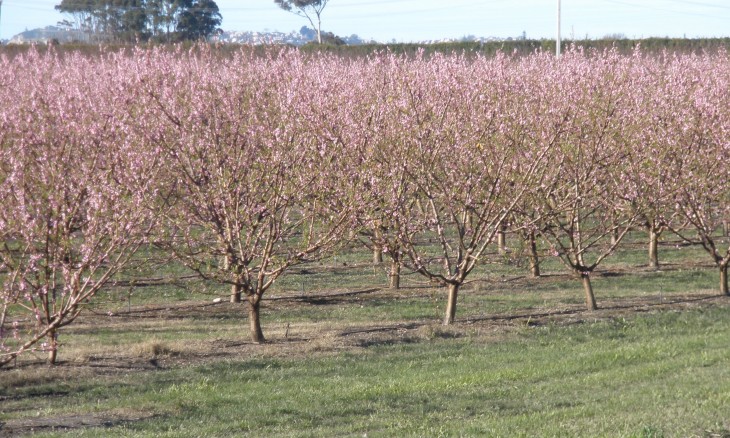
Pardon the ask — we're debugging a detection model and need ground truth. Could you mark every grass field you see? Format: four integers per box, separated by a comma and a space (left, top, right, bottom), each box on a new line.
1, 231, 729, 437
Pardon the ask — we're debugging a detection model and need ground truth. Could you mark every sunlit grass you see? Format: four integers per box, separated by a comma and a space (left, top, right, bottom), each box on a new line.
1, 232, 728, 437
2, 306, 727, 437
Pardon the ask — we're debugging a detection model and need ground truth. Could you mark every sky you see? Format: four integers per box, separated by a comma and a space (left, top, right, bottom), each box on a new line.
1, 0, 730, 43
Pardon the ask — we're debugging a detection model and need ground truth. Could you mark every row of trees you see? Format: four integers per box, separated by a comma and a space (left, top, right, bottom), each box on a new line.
0, 47, 728, 366
55, 0, 222, 43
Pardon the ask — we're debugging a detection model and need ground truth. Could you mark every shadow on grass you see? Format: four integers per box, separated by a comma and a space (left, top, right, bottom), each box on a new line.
0, 413, 159, 437
466, 293, 725, 326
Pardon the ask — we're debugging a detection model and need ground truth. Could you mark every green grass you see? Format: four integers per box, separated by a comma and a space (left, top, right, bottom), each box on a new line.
2, 306, 729, 437
2, 231, 729, 437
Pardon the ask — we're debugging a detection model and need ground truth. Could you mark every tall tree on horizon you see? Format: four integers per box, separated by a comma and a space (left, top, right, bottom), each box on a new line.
274, 0, 329, 44
176, 0, 221, 41
55, 0, 220, 43
147, 0, 187, 41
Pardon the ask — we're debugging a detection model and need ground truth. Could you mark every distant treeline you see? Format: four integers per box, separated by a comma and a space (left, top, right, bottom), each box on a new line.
2, 37, 730, 58
293, 37, 730, 57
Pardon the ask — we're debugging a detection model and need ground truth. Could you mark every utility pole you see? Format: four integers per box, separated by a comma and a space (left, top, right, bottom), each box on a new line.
556, 0, 561, 58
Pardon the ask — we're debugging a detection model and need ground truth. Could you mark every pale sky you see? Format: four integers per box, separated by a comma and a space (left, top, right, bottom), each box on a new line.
1, 0, 729, 42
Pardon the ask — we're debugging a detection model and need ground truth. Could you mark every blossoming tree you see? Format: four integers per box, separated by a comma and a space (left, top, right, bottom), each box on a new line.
0, 50, 159, 366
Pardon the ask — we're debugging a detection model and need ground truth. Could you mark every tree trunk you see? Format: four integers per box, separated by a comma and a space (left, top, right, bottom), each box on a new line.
226, 257, 242, 303
648, 228, 660, 270
581, 273, 598, 311
497, 223, 507, 255
248, 297, 265, 343
724, 220, 729, 237
721, 264, 729, 296
372, 226, 384, 264
610, 227, 619, 246
443, 283, 460, 325
231, 283, 242, 303
528, 231, 540, 278
389, 257, 401, 289
47, 329, 58, 365
373, 247, 383, 264
316, 15, 322, 44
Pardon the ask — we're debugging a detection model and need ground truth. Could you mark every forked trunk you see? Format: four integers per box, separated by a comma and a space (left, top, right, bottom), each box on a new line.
581, 273, 598, 311
528, 231, 540, 278
648, 228, 660, 270
721, 264, 729, 296
389, 257, 401, 289
47, 329, 58, 365
443, 283, 460, 325
248, 297, 265, 343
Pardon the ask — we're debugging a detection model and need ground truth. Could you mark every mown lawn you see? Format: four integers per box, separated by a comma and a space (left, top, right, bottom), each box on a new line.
2, 230, 728, 437
2, 304, 729, 437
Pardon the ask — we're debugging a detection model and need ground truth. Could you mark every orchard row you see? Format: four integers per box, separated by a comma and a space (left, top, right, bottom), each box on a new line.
0, 46, 728, 366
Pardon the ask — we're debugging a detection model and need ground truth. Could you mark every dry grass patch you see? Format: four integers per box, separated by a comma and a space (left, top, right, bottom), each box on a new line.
129, 339, 177, 359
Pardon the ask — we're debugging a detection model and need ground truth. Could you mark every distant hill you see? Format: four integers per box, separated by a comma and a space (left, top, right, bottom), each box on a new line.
8, 26, 90, 44
4, 25, 373, 46
215, 27, 374, 46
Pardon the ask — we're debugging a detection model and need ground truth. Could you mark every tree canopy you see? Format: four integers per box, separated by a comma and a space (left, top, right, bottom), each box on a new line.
274, 0, 330, 44
55, 0, 221, 43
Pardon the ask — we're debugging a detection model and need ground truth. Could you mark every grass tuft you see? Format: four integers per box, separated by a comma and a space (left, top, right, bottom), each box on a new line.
130, 339, 177, 359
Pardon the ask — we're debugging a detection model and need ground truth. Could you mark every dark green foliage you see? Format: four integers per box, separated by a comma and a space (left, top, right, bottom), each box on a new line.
274, 0, 328, 13
55, 0, 221, 43
174, 0, 222, 41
